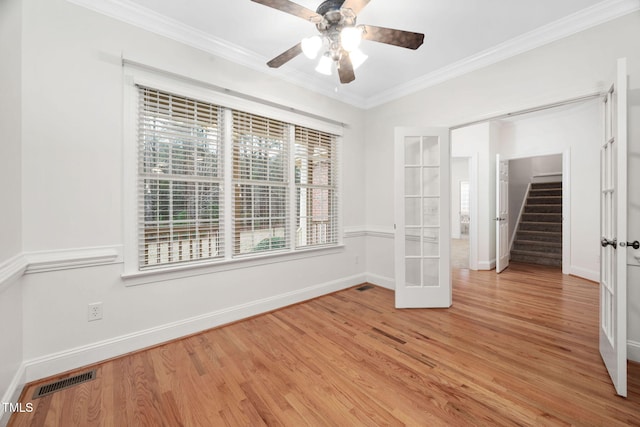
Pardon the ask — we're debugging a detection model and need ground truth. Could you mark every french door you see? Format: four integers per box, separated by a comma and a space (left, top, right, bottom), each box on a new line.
394, 127, 451, 308
599, 58, 628, 397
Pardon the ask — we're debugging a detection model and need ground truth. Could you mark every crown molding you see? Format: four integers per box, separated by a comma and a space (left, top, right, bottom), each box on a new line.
364, 0, 640, 108
67, 0, 638, 110
65, 0, 367, 108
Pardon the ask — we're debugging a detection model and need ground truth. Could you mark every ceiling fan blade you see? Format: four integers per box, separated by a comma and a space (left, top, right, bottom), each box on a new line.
341, 0, 371, 15
362, 25, 425, 50
338, 51, 356, 84
267, 43, 303, 68
250, 0, 321, 22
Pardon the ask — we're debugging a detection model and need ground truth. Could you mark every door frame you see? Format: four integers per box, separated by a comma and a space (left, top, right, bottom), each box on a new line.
498, 149, 571, 275
450, 154, 479, 270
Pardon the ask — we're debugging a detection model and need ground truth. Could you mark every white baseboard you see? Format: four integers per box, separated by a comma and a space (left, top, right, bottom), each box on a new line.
0, 363, 26, 427
478, 259, 496, 270
22, 273, 366, 383
568, 266, 599, 282
628, 340, 640, 363
365, 273, 395, 290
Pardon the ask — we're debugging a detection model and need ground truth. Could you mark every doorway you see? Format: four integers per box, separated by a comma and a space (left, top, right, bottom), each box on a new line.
506, 154, 565, 270
451, 157, 470, 269
448, 99, 600, 278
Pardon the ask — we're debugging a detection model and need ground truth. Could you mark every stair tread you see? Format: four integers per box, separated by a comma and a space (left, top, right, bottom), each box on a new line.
517, 230, 561, 234
531, 182, 561, 186
523, 212, 561, 215
514, 240, 561, 247
511, 249, 561, 259
515, 183, 563, 258
520, 221, 562, 225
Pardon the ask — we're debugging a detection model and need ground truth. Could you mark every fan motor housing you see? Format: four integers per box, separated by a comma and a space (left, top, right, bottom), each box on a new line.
315, 0, 355, 33
316, 0, 345, 17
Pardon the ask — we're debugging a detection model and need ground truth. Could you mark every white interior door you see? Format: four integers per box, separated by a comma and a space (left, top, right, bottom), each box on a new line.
599, 57, 627, 397
496, 156, 509, 273
395, 127, 451, 308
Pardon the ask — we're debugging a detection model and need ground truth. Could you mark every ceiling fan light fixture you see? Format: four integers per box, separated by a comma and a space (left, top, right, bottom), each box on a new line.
315, 53, 333, 75
340, 26, 362, 52
252, 0, 425, 84
301, 35, 323, 59
350, 48, 368, 70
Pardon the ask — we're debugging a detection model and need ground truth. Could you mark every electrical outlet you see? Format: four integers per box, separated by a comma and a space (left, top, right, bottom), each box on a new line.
355, 255, 359, 265
88, 302, 103, 321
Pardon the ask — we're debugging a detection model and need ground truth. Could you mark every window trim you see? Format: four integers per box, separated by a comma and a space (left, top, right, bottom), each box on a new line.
122, 66, 344, 282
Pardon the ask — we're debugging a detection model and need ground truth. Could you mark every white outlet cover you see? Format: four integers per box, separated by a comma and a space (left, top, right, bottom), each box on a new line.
88, 302, 103, 321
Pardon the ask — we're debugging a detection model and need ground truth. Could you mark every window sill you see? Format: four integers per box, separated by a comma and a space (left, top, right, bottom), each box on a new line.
121, 244, 345, 287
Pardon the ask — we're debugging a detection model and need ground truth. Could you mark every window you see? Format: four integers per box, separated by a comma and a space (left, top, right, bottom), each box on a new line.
138, 87, 224, 269
232, 111, 289, 255
295, 127, 338, 248
135, 85, 340, 271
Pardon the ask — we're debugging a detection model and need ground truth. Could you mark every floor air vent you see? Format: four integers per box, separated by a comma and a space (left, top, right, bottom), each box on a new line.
356, 285, 374, 291
33, 369, 97, 399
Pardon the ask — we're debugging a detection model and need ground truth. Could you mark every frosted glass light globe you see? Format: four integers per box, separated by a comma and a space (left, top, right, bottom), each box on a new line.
301, 36, 322, 59
340, 26, 362, 52
315, 54, 333, 75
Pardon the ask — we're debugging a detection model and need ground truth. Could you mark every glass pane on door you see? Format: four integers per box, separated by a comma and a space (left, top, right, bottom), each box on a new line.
404, 136, 441, 288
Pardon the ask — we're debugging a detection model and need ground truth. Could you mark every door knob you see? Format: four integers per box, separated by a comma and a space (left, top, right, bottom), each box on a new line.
619, 240, 640, 249
601, 237, 617, 249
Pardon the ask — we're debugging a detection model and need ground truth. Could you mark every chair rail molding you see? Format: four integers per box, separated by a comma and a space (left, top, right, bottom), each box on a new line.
0, 254, 29, 294
24, 246, 123, 274
1, 246, 124, 292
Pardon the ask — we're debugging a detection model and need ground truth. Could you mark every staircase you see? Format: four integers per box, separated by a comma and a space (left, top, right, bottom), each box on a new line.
510, 182, 562, 267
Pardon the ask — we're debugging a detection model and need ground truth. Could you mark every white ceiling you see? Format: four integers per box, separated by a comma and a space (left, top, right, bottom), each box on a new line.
71, 0, 638, 108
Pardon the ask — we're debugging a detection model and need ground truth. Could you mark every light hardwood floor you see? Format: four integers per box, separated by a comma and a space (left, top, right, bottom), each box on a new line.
9, 263, 640, 426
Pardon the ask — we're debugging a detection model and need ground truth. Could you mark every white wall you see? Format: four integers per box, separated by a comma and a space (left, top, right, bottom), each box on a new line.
363, 12, 640, 357
14, 0, 367, 383
451, 158, 469, 239
0, 0, 22, 262
0, 0, 25, 416
532, 155, 563, 178
451, 122, 497, 269
499, 102, 601, 279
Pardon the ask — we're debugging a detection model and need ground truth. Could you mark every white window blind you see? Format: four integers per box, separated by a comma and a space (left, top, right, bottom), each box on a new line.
138, 87, 224, 268
232, 110, 290, 255
295, 127, 339, 248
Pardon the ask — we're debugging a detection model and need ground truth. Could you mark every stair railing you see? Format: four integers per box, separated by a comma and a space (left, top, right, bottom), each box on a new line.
509, 182, 532, 256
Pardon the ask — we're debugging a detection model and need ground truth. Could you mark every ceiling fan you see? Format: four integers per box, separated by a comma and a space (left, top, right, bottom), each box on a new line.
250, 0, 425, 84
